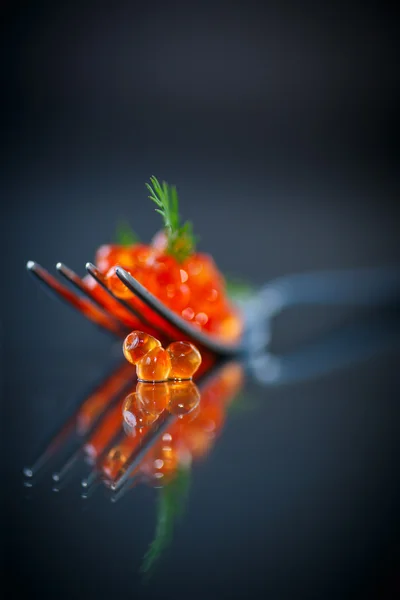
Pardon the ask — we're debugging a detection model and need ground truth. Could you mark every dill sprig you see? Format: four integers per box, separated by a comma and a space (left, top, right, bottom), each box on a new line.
115, 219, 140, 246
146, 176, 196, 262
141, 466, 191, 579
225, 275, 254, 300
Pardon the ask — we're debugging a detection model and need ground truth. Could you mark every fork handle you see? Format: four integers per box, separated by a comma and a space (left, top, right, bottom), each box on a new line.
249, 309, 400, 385
257, 267, 400, 316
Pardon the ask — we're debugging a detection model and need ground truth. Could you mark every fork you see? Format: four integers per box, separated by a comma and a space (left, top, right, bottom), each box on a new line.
27, 259, 400, 356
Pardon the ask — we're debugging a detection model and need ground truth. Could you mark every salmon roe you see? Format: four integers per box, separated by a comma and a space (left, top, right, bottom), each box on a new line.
105, 264, 133, 299
123, 331, 202, 383
93, 239, 243, 343
167, 341, 202, 379
136, 346, 171, 382
123, 331, 161, 365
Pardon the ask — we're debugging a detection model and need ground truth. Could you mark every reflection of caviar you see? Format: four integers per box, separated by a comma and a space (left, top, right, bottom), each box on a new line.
95, 362, 243, 488
137, 363, 243, 486
168, 380, 200, 416
123, 392, 160, 428
122, 382, 170, 429
101, 427, 149, 482
136, 382, 170, 413
140, 430, 185, 485
84, 398, 126, 462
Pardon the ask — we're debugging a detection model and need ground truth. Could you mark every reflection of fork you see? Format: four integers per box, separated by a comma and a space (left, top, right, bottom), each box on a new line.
27, 259, 400, 355
22, 355, 226, 492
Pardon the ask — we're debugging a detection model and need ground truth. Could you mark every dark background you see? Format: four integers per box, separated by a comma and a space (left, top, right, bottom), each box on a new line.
1, 2, 399, 599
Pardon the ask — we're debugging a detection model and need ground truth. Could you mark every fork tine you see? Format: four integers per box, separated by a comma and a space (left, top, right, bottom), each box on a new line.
109, 411, 174, 492
26, 261, 123, 338
115, 267, 241, 356
56, 262, 129, 336
85, 262, 172, 344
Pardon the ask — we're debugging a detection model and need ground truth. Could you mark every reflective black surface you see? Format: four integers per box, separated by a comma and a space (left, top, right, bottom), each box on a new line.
3, 2, 400, 598
3, 307, 400, 599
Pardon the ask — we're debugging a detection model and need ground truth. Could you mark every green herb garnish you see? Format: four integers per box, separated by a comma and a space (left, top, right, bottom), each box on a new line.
146, 176, 196, 262
225, 275, 254, 301
115, 219, 140, 246
141, 466, 191, 579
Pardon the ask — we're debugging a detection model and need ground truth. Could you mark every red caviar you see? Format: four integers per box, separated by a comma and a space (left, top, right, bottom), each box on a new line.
89, 176, 243, 343
123, 331, 161, 365
136, 346, 171, 382
92, 243, 242, 342
167, 341, 202, 379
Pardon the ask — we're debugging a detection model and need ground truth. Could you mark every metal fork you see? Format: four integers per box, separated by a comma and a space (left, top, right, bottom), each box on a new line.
27, 259, 400, 356
115, 265, 400, 355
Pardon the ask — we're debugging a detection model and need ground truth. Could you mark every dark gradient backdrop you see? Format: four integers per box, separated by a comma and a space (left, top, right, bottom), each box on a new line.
1, 2, 399, 599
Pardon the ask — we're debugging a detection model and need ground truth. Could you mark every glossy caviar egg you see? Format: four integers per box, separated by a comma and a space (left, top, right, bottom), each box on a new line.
152, 255, 191, 311
123, 330, 161, 365
214, 310, 243, 341
183, 253, 223, 288
193, 284, 225, 318
159, 281, 191, 312
168, 380, 201, 416
95, 244, 136, 273
137, 346, 171, 382
151, 229, 168, 253
105, 264, 133, 299
131, 243, 157, 267
167, 341, 202, 379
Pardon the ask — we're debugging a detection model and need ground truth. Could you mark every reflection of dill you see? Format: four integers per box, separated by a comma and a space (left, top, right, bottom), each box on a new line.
141, 466, 191, 579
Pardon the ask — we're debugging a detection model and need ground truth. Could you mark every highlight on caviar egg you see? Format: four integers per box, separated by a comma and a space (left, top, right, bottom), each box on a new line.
123, 331, 161, 365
